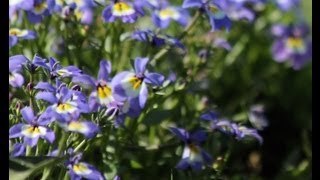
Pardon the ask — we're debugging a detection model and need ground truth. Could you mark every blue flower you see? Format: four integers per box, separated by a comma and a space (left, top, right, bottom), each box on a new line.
111, 57, 164, 109
152, 5, 190, 29
9, 28, 37, 48
102, 0, 144, 23
9, 107, 55, 147
169, 127, 213, 171
271, 23, 312, 70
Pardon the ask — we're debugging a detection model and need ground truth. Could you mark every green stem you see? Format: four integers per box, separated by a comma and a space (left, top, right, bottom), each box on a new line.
26, 145, 32, 156
58, 132, 68, 156
149, 10, 202, 63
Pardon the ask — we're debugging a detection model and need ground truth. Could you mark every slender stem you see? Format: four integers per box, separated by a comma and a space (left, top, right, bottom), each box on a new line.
26, 145, 32, 156
74, 140, 87, 153
58, 132, 68, 156
149, 10, 202, 63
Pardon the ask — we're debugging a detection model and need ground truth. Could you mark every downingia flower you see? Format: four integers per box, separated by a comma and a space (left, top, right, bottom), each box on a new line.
111, 57, 165, 109
9, 55, 27, 88
72, 60, 115, 110
151, 2, 190, 29
102, 0, 144, 23
59, 116, 100, 138
9, 107, 55, 147
47, 57, 82, 79
66, 150, 105, 180
169, 127, 213, 171
271, 23, 312, 70
200, 110, 263, 144
26, 0, 56, 23
9, 28, 37, 48
275, 0, 300, 11
35, 86, 90, 121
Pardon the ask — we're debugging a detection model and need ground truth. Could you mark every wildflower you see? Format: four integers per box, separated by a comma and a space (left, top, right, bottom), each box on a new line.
35, 86, 90, 121
152, 4, 190, 29
47, 57, 82, 79
66, 150, 105, 180
10, 143, 26, 157
26, 0, 56, 23
182, 0, 232, 31
9, 28, 36, 48
111, 57, 164, 108
169, 127, 213, 170
271, 23, 312, 70
9, 107, 55, 147
72, 60, 115, 109
200, 110, 263, 144
102, 0, 144, 23
9, 55, 28, 88
275, 0, 300, 11
59, 116, 100, 138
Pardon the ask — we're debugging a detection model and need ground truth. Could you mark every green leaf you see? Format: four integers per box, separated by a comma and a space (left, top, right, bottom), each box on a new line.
130, 160, 143, 169
9, 156, 66, 180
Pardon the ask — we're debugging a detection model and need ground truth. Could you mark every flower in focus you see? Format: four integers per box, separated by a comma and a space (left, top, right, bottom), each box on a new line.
271, 23, 312, 70
102, 0, 144, 23
35, 86, 90, 121
111, 57, 165, 109
9, 28, 36, 48
47, 57, 82, 79
9, 107, 55, 147
169, 127, 213, 170
59, 116, 100, 138
72, 60, 115, 110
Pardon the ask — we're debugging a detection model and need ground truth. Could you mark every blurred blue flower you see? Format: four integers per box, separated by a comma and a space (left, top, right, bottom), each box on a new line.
271, 23, 312, 70
9, 28, 37, 48
102, 0, 144, 23
169, 127, 213, 171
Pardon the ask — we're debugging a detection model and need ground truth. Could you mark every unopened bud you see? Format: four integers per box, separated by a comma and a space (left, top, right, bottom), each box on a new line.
27, 82, 34, 92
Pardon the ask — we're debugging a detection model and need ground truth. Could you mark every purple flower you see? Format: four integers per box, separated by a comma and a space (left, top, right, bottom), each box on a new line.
152, 5, 190, 29
47, 57, 82, 79
200, 110, 263, 144
59, 118, 100, 138
275, 0, 300, 11
9, 107, 55, 147
66, 151, 105, 180
169, 127, 213, 171
35, 86, 90, 122
102, 1, 144, 23
72, 60, 115, 109
182, 0, 232, 32
9, 28, 37, 48
271, 23, 312, 70
111, 57, 164, 109
26, 0, 56, 23
9, 55, 27, 88
11, 143, 26, 157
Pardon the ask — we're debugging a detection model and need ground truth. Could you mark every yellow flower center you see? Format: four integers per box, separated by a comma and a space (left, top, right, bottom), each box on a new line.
128, 76, 142, 90
97, 85, 112, 99
113, 2, 131, 12
57, 103, 73, 111
26, 126, 41, 134
286, 37, 305, 50
73, 163, 92, 174
34, 2, 48, 14
9, 28, 25, 36
159, 8, 178, 19
68, 121, 84, 130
